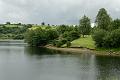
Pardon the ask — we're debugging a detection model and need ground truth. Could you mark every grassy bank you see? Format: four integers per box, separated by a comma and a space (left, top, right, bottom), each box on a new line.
71, 36, 95, 49
63, 36, 96, 50
47, 36, 120, 56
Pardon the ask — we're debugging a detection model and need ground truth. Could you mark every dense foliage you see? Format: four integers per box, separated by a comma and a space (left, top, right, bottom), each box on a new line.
79, 15, 91, 37
93, 8, 120, 48
92, 29, 107, 47
95, 8, 112, 31
25, 28, 46, 46
93, 29, 120, 48
103, 29, 120, 48
54, 25, 80, 47
24, 25, 81, 47
62, 31, 80, 41
0, 24, 30, 39
25, 27, 58, 46
2, 8, 120, 49
111, 19, 120, 30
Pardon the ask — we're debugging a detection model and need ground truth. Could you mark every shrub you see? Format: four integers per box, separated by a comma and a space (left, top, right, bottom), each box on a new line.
92, 29, 107, 47
66, 41, 71, 48
56, 41, 63, 47
69, 31, 80, 40
56, 25, 68, 35
25, 27, 59, 46
62, 31, 80, 41
52, 38, 67, 47
103, 29, 120, 48
13, 34, 24, 40
25, 28, 47, 46
52, 40, 57, 46
46, 29, 59, 40
93, 28, 120, 48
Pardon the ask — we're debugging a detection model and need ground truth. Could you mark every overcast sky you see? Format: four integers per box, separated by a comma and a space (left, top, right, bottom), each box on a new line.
0, 0, 120, 25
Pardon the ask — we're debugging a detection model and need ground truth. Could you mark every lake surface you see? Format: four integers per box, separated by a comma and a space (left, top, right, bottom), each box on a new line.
0, 41, 120, 80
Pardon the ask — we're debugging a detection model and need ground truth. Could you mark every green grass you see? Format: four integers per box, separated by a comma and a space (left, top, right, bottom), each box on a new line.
30, 25, 57, 30
63, 36, 96, 49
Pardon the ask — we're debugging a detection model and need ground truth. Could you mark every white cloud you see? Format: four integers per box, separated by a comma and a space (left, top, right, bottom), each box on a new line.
0, 0, 120, 24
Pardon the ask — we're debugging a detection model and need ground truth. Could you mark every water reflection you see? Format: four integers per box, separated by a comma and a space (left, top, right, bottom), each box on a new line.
25, 47, 72, 55
0, 42, 120, 80
25, 47, 97, 80
25, 47, 120, 80
96, 56, 120, 80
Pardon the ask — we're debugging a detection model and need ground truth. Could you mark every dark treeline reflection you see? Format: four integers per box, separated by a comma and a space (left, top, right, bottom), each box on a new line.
24, 47, 120, 80
96, 56, 120, 80
0, 44, 120, 80
24, 47, 71, 56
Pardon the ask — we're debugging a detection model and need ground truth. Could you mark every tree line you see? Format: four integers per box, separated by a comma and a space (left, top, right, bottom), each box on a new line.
0, 24, 32, 39
93, 8, 120, 48
22, 8, 120, 48
25, 16, 91, 47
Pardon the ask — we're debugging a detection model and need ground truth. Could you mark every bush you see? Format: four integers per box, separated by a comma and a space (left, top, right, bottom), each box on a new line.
69, 31, 80, 40
103, 29, 120, 48
93, 28, 120, 48
54, 39, 67, 47
66, 41, 71, 48
62, 31, 80, 41
56, 25, 77, 35
25, 28, 48, 46
56, 25, 68, 35
92, 29, 107, 47
13, 34, 24, 40
46, 29, 59, 40
25, 27, 59, 46
56, 41, 63, 47
52, 40, 57, 46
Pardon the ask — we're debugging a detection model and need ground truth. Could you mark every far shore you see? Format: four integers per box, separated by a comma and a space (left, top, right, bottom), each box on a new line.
45, 46, 120, 57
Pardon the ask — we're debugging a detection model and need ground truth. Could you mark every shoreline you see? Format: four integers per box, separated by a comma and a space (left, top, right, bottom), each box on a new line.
45, 46, 120, 57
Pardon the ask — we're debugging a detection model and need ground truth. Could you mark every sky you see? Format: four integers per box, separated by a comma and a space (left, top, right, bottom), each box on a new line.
0, 0, 120, 25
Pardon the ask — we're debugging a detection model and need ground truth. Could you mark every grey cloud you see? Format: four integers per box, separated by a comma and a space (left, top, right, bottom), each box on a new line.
0, 0, 120, 24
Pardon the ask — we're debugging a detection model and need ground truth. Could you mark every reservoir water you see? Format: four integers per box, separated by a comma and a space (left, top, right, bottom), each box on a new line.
0, 40, 120, 80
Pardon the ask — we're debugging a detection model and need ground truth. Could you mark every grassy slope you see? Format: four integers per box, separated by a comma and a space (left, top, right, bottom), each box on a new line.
71, 36, 95, 49
63, 36, 96, 49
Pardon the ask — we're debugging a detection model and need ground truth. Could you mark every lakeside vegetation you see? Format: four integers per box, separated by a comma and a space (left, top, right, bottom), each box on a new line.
23, 8, 120, 55
1, 8, 120, 55
24, 15, 91, 47
0, 22, 32, 39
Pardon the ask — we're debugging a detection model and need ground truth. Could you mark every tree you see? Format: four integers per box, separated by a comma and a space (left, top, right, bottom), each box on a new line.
56, 25, 68, 35
92, 29, 107, 47
25, 28, 48, 46
25, 27, 59, 46
45, 29, 59, 40
112, 19, 120, 30
103, 29, 120, 48
18, 23, 22, 25
95, 8, 112, 31
6, 22, 10, 25
79, 15, 91, 37
41, 22, 45, 25
62, 31, 80, 41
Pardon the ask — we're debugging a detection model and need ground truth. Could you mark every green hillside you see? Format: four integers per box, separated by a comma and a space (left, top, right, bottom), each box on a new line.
63, 36, 96, 49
